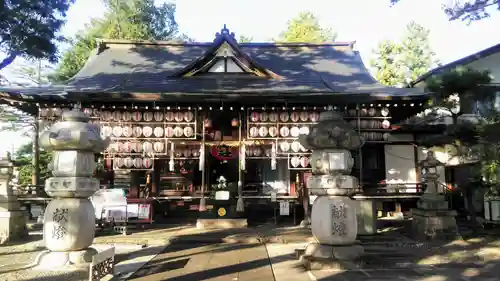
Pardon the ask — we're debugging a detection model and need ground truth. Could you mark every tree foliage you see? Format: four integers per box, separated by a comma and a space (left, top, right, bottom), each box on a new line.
277, 11, 336, 43
370, 40, 405, 86
51, 0, 189, 82
0, 0, 75, 70
238, 35, 254, 43
14, 141, 52, 186
370, 22, 438, 86
416, 67, 495, 227
390, 0, 500, 22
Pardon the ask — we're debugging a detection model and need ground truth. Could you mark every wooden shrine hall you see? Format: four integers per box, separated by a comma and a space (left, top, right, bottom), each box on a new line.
0, 25, 432, 226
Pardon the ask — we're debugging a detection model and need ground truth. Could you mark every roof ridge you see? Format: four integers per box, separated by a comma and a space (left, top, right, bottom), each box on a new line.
95, 38, 356, 48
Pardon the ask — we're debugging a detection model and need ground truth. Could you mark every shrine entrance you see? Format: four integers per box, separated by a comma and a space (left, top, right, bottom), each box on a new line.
202, 110, 243, 196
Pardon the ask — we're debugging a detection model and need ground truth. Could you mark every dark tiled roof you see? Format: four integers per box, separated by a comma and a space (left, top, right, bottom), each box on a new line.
411, 42, 500, 86
0, 27, 428, 104
66, 40, 424, 97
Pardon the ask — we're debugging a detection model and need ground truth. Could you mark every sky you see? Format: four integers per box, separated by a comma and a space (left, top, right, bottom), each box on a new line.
2, 0, 500, 152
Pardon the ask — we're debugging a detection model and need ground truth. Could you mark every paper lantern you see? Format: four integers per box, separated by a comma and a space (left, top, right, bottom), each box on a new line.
204, 119, 212, 128
231, 118, 239, 127
271, 143, 276, 170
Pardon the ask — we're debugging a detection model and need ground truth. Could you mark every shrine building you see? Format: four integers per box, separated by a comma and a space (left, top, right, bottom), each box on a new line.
0, 26, 432, 223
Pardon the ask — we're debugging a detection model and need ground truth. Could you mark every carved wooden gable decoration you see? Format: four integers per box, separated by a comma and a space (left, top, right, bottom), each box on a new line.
176, 25, 282, 79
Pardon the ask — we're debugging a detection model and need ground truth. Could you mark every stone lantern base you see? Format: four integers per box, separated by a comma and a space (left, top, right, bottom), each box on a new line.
411, 195, 459, 241
0, 208, 28, 244
35, 248, 98, 269
300, 241, 364, 270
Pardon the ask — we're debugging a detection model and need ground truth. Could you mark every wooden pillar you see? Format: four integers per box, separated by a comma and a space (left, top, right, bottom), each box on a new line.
32, 118, 41, 194
151, 159, 160, 196
299, 172, 309, 226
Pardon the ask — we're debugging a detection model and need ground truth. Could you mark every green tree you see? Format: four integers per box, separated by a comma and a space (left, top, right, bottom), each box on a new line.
0, 0, 75, 70
14, 141, 52, 187
370, 40, 405, 86
277, 11, 336, 43
51, 0, 189, 82
414, 67, 495, 228
390, 0, 500, 22
370, 22, 437, 86
400, 22, 439, 83
239, 35, 254, 43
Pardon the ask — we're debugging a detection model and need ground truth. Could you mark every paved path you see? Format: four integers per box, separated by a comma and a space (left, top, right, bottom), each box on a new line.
127, 242, 275, 281
310, 267, 500, 281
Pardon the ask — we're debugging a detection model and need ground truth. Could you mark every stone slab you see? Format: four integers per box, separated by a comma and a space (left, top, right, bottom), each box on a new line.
196, 218, 248, 229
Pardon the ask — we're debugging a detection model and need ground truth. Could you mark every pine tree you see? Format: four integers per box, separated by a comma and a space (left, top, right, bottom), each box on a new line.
400, 22, 439, 83
370, 22, 437, 86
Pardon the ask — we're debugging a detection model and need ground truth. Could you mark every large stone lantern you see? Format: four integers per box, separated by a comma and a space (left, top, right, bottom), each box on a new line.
298, 111, 364, 269
411, 151, 457, 240
0, 152, 28, 244
37, 108, 110, 267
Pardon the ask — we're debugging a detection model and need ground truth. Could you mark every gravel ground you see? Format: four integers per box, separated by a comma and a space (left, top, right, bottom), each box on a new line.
0, 234, 143, 281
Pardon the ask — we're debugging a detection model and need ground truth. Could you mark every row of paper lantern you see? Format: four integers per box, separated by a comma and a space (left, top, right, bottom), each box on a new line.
346, 107, 390, 117
107, 141, 202, 156
249, 112, 320, 123
290, 156, 310, 168
107, 141, 161, 153
279, 141, 308, 153
99, 111, 195, 122
245, 142, 308, 157
39, 107, 63, 117
248, 126, 310, 138
347, 120, 391, 129
113, 157, 153, 169
101, 125, 195, 138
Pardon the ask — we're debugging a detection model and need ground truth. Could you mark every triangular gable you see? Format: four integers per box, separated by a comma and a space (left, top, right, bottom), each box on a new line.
173, 25, 282, 79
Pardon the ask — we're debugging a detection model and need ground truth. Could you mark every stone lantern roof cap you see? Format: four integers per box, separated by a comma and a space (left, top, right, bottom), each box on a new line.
419, 151, 443, 168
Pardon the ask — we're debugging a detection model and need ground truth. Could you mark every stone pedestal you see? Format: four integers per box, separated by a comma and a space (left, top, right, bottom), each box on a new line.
295, 112, 365, 269
35, 108, 109, 268
411, 195, 458, 240
0, 154, 28, 244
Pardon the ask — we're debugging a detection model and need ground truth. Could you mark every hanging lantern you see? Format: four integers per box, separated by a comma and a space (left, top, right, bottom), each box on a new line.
231, 118, 239, 127
204, 119, 212, 128
169, 142, 175, 172
240, 144, 246, 171
271, 143, 277, 170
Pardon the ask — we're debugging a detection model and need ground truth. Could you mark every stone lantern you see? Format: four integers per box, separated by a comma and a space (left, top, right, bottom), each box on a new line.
419, 151, 444, 199
36, 108, 110, 267
411, 150, 457, 240
298, 111, 364, 269
0, 152, 28, 244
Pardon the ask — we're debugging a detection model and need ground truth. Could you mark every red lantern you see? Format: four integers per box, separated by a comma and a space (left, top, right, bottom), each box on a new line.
231, 118, 239, 127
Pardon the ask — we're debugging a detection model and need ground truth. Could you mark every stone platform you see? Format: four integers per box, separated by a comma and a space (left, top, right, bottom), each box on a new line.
196, 218, 248, 229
